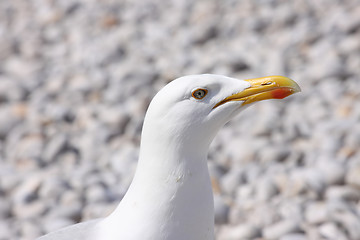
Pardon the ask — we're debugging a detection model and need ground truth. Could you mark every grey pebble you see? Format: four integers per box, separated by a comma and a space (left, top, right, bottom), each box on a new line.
42, 133, 68, 164
0, 105, 24, 139
38, 178, 69, 200
214, 194, 230, 224
255, 177, 278, 201
0, 198, 11, 219
220, 168, 244, 196
325, 185, 360, 202
316, 159, 345, 186
13, 175, 42, 204
319, 222, 347, 240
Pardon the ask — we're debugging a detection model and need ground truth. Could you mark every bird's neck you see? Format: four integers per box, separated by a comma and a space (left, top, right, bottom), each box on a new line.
137, 128, 209, 177
135, 114, 214, 181
99, 122, 215, 239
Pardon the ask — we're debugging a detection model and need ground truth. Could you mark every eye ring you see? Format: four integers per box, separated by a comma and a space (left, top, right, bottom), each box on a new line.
192, 88, 208, 100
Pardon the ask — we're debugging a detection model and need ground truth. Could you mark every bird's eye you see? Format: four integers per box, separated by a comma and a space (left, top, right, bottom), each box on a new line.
192, 88, 208, 100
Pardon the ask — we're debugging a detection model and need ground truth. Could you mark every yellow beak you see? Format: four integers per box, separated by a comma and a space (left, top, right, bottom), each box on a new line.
213, 76, 301, 109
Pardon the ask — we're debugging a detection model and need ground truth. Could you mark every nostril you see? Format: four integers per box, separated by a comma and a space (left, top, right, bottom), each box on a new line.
261, 82, 272, 86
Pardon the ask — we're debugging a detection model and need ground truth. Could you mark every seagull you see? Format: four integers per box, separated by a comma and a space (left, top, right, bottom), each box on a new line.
37, 74, 300, 240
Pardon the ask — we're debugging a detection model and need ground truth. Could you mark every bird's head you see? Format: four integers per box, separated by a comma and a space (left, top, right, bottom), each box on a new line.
142, 74, 301, 154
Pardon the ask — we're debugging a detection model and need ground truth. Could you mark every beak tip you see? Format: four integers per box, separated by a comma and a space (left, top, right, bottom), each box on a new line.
266, 76, 301, 99
290, 80, 302, 94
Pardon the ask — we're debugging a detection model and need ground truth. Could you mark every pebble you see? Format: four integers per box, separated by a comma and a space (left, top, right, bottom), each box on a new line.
328, 201, 360, 240
319, 222, 347, 240
220, 169, 244, 195
316, 159, 345, 185
44, 203, 82, 222
346, 164, 360, 188
85, 183, 109, 203
42, 133, 68, 164
12, 201, 47, 219
11, 134, 45, 168
278, 200, 304, 222
20, 220, 43, 240
325, 185, 360, 202
0, 78, 26, 102
280, 233, 307, 240
0, 221, 12, 240
60, 190, 82, 206
248, 203, 281, 228
0, 105, 24, 139
0, 198, 11, 219
217, 224, 261, 240
263, 220, 302, 240
235, 184, 254, 202
42, 218, 76, 235
214, 194, 230, 224
305, 201, 328, 225
255, 177, 278, 201
82, 202, 118, 221
12, 175, 42, 204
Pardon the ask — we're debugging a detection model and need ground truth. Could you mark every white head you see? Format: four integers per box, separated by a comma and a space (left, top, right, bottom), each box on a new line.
141, 74, 300, 155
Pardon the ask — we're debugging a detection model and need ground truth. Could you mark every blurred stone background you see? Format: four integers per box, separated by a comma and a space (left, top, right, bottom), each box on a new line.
0, 0, 359, 239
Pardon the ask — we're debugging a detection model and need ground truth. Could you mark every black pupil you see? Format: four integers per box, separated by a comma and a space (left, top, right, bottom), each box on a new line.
195, 90, 205, 98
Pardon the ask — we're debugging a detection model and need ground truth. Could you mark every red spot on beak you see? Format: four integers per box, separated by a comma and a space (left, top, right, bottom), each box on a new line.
271, 88, 293, 99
